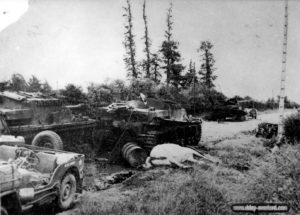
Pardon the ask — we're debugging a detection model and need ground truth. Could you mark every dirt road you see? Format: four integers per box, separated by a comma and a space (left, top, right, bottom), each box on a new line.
202, 109, 296, 144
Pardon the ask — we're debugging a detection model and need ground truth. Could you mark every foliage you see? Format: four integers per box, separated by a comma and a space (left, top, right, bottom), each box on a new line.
184, 60, 198, 88
245, 145, 300, 213
108, 79, 129, 101
182, 84, 226, 114
150, 53, 162, 83
59, 84, 86, 104
128, 77, 156, 99
123, 0, 139, 78
283, 113, 300, 143
40, 80, 53, 94
160, 3, 184, 88
198, 41, 217, 89
87, 83, 114, 107
86, 79, 129, 107
8, 73, 28, 91
27, 75, 42, 92
141, 0, 151, 78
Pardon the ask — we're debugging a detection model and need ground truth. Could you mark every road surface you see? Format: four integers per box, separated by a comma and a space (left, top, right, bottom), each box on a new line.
201, 109, 296, 143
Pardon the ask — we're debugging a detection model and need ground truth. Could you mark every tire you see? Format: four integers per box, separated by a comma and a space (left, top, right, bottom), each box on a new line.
1, 206, 8, 215
57, 173, 77, 211
32, 130, 63, 150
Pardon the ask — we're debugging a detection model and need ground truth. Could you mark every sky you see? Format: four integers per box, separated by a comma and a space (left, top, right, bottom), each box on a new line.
0, 0, 28, 30
0, 0, 299, 102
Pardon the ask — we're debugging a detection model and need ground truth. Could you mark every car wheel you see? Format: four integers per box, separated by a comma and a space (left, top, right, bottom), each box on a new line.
57, 173, 77, 210
32, 130, 63, 150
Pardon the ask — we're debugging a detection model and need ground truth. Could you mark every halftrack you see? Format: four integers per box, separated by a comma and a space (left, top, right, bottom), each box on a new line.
93, 97, 202, 164
0, 91, 97, 151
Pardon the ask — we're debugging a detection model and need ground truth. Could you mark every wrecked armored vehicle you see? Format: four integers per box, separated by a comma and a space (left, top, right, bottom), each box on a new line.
256, 122, 278, 139
0, 91, 97, 151
207, 98, 248, 121
94, 97, 202, 166
0, 135, 84, 214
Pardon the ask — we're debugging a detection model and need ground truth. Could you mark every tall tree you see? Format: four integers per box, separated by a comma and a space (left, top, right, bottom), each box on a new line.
123, 0, 138, 78
27, 75, 42, 92
184, 60, 198, 87
150, 53, 162, 83
141, 0, 151, 78
198, 41, 217, 89
9, 73, 28, 91
160, 3, 184, 88
41, 81, 52, 94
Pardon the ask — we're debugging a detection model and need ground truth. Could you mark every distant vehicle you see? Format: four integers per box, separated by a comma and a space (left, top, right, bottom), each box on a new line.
244, 108, 257, 119
93, 96, 202, 167
207, 98, 248, 121
0, 91, 97, 151
0, 135, 84, 214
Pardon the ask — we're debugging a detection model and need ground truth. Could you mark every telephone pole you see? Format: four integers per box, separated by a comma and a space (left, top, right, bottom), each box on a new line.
278, 0, 289, 140
193, 62, 196, 115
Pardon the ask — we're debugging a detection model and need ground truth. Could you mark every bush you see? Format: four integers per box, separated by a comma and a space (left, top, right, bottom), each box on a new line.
283, 113, 300, 143
245, 145, 300, 213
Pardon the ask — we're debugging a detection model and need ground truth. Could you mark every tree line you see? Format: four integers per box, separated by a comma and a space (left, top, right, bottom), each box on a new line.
1, 1, 298, 114
0, 73, 52, 93
123, 0, 217, 90
2, 72, 298, 114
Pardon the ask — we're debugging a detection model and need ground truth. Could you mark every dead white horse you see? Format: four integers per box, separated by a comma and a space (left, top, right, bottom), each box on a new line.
143, 143, 218, 169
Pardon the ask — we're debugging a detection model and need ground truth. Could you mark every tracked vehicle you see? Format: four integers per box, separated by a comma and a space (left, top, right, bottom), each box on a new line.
93, 97, 202, 164
207, 98, 248, 121
0, 91, 97, 151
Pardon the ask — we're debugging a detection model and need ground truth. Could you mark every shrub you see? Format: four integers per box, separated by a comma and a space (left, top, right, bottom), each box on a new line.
245, 145, 300, 213
283, 113, 300, 143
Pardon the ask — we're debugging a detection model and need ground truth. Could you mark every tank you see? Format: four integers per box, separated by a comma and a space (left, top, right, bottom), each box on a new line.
0, 91, 97, 152
93, 97, 202, 164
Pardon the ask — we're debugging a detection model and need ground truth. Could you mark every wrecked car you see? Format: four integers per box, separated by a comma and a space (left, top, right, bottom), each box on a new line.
0, 135, 84, 214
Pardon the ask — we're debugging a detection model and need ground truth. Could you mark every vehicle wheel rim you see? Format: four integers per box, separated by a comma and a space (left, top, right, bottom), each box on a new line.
44, 142, 53, 148
62, 183, 71, 201
38, 140, 53, 148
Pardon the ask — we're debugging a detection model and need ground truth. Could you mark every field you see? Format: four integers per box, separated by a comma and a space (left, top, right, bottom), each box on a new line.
58, 110, 300, 215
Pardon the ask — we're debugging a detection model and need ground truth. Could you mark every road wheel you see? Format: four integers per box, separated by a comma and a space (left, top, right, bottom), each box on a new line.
32, 130, 63, 150
1, 207, 8, 215
57, 173, 77, 210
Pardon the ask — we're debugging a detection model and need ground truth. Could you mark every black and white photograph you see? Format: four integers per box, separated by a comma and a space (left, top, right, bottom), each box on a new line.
0, 0, 299, 214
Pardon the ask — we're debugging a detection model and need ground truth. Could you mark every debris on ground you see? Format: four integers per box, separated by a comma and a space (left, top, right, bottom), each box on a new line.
83, 169, 136, 191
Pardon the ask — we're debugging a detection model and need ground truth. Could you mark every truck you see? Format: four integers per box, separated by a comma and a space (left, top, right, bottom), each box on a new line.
0, 135, 84, 214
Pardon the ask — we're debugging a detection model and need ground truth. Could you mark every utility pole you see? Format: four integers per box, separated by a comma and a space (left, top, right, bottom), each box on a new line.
278, 0, 289, 141
193, 62, 196, 115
